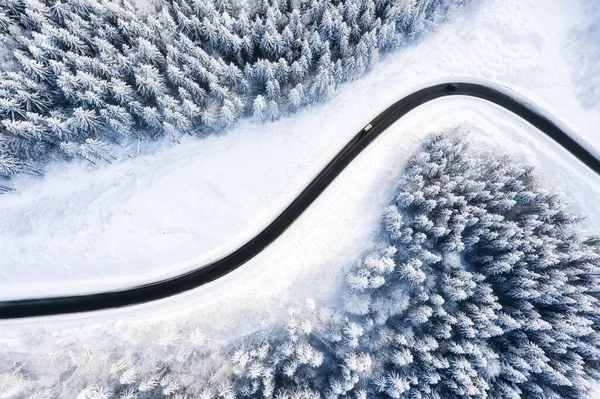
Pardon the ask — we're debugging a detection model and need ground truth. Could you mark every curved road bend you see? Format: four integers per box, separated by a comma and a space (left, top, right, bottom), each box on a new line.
1, 82, 600, 320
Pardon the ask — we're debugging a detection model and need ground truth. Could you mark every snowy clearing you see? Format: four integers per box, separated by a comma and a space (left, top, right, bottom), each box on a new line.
3, 96, 600, 329
0, 0, 599, 304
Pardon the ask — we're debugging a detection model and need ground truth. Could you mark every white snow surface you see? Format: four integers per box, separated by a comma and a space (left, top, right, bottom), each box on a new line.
0, 0, 599, 329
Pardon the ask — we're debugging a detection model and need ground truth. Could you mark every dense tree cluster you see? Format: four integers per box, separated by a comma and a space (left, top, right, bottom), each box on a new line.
0, 0, 462, 176
342, 132, 600, 398
6, 130, 600, 398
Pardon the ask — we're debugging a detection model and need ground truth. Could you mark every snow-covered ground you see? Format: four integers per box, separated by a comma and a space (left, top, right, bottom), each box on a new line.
4, 93, 600, 398
0, 0, 599, 310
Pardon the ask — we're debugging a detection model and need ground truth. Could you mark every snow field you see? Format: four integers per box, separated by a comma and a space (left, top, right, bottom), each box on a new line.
1, 0, 599, 302
0, 0, 598, 331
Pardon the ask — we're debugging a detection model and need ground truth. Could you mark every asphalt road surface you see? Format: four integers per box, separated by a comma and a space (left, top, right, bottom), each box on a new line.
2, 81, 599, 319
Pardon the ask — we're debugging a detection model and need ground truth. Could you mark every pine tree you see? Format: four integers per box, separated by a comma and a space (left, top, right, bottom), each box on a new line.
252, 94, 267, 122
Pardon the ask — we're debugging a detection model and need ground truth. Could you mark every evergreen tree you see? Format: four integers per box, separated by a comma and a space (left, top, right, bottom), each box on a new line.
252, 94, 268, 121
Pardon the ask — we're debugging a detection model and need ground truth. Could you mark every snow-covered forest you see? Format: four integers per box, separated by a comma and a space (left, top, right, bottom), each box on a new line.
6, 130, 600, 399
0, 0, 465, 177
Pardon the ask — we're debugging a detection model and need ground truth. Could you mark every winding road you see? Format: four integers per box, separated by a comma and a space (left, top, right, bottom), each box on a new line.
2, 81, 600, 320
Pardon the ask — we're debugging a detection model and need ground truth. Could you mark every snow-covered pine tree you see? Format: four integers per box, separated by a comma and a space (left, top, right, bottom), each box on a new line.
253, 94, 268, 121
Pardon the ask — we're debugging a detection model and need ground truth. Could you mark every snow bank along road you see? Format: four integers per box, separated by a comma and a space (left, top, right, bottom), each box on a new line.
2, 80, 600, 320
